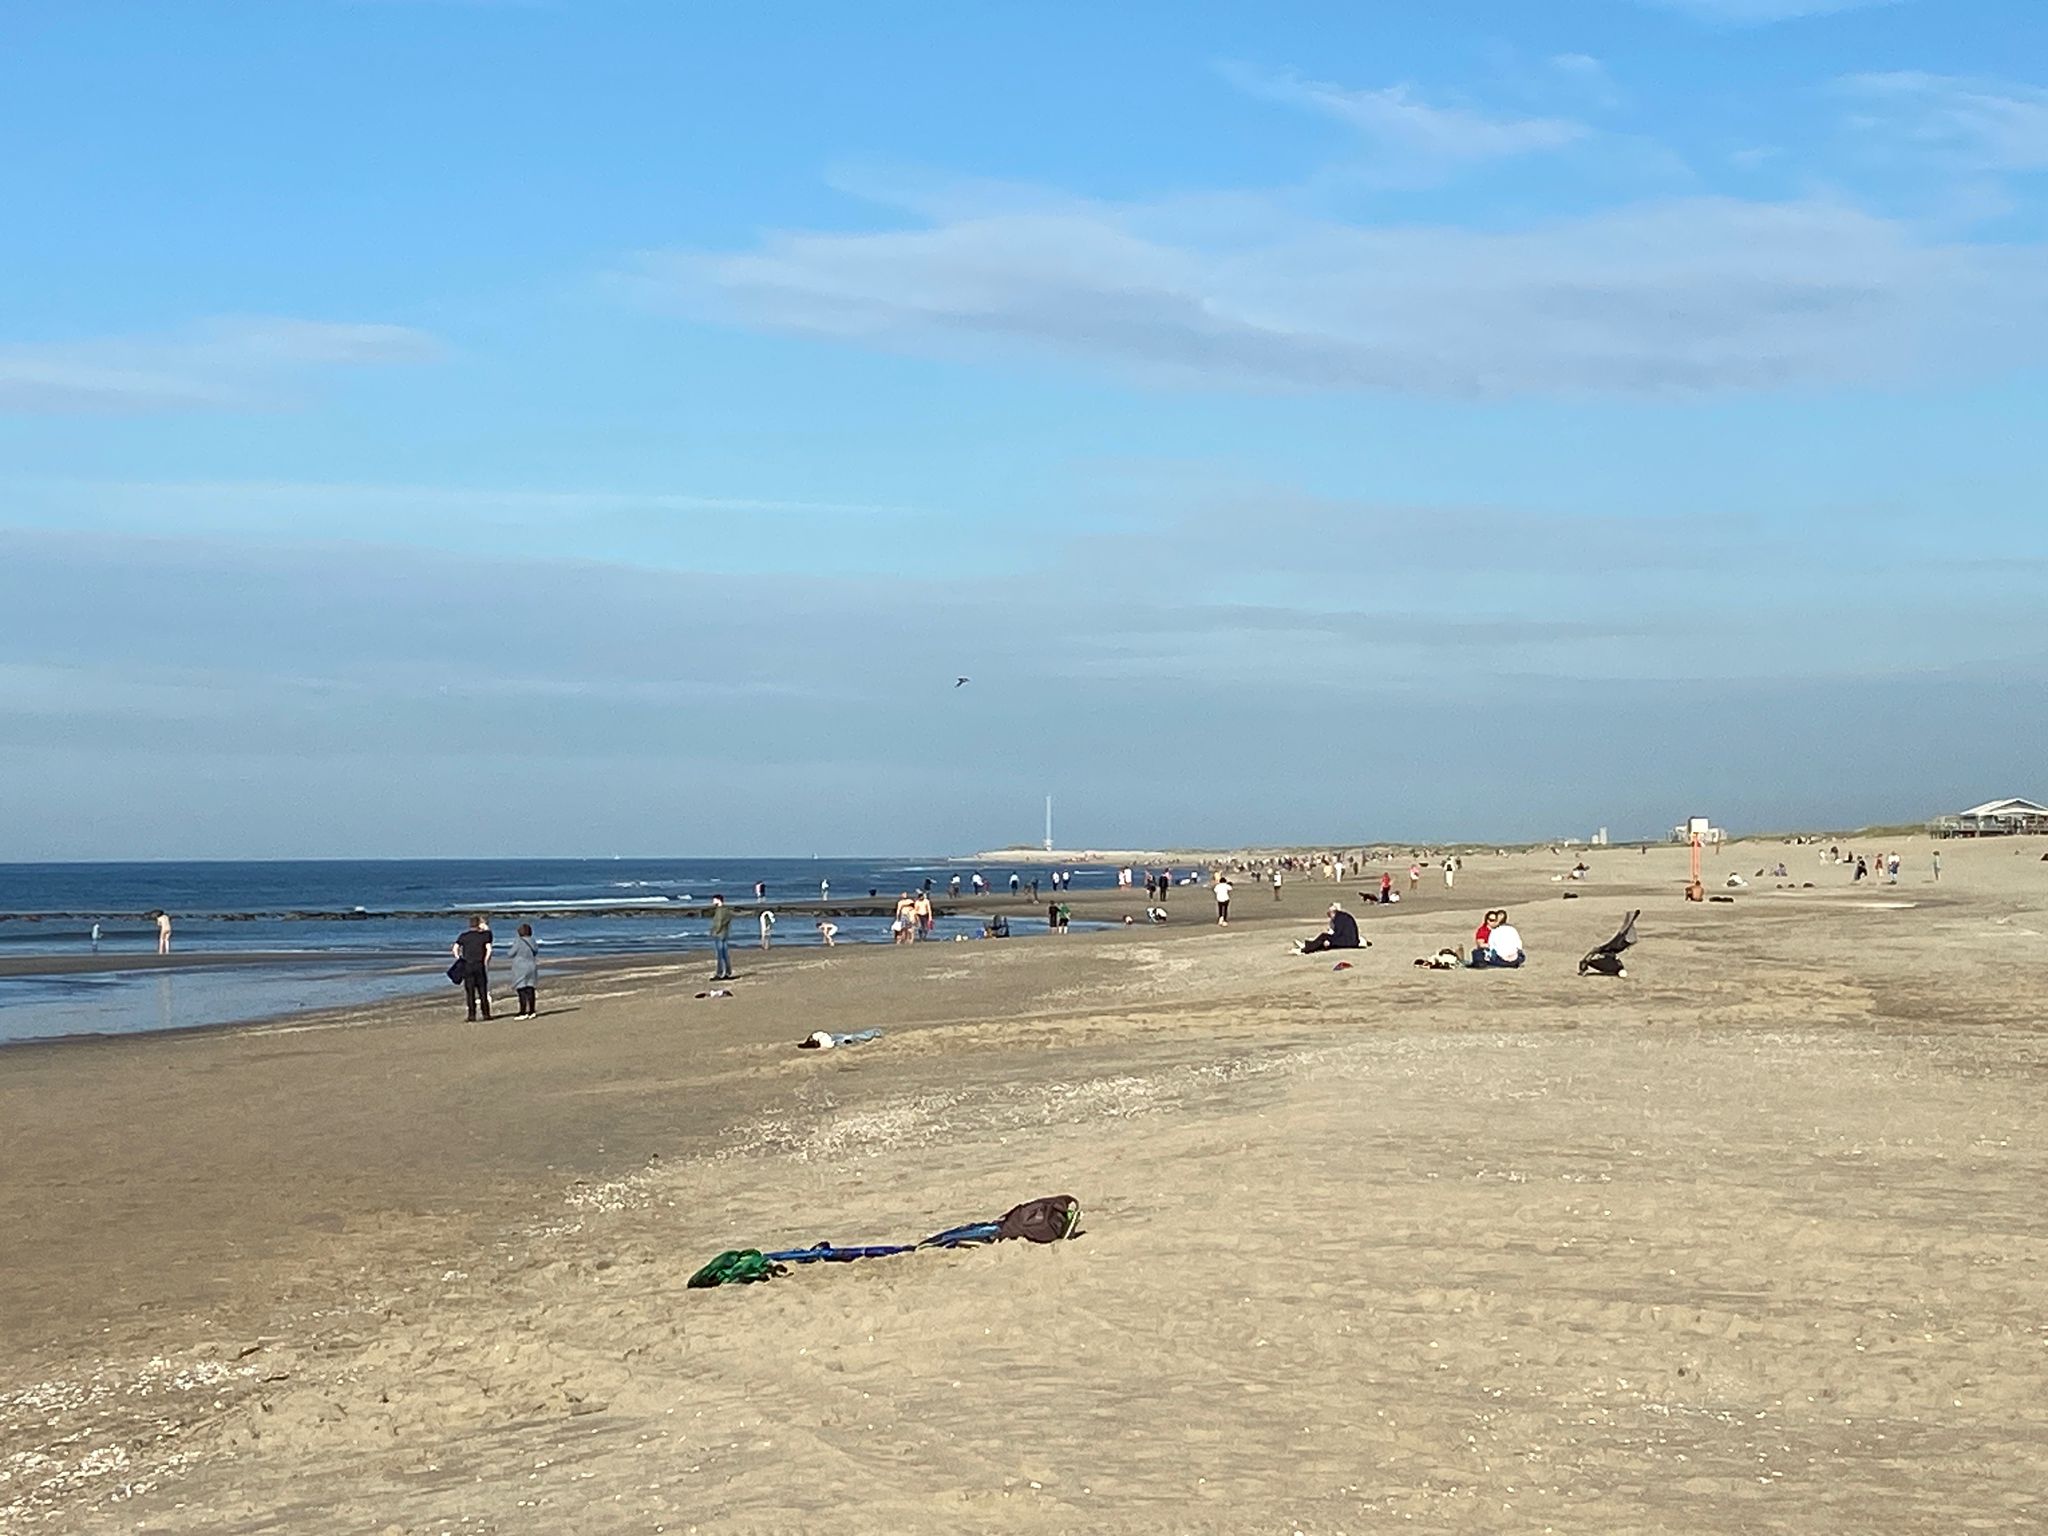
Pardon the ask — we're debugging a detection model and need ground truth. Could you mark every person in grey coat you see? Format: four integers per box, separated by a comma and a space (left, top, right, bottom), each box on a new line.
509, 922, 540, 1017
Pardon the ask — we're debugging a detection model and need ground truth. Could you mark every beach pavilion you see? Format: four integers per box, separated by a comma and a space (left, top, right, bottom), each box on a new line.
1931, 797, 2048, 837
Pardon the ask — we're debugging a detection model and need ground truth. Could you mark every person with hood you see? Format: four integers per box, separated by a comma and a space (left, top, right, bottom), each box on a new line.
508, 922, 540, 1017
1297, 903, 1363, 955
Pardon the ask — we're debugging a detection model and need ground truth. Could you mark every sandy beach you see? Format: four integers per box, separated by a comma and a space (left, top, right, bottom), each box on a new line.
4, 836, 2045, 1533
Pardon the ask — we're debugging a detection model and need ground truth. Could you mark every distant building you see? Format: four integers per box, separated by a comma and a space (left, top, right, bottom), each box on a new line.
1930, 797, 2048, 838
1592, 827, 1609, 847
1671, 815, 1725, 845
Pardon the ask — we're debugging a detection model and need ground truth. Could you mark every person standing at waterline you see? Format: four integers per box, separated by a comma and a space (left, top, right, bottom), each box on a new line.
708, 895, 736, 982
453, 915, 493, 1021
508, 923, 539, 1017
155, 910, 172, 955
758, 908, 776, 950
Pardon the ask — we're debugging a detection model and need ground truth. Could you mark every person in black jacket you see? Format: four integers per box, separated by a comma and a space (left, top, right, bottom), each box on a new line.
1297, 903, 1363, 955
452, 914, 493, 1020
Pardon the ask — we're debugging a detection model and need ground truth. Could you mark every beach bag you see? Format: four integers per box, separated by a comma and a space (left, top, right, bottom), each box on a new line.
447, 959, 466, 985
995, 1195, 1081, 1244
688, 1249, 787, 1288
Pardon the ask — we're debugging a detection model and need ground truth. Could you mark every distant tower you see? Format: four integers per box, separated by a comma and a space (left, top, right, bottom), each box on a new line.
1044, 795, 1054, 854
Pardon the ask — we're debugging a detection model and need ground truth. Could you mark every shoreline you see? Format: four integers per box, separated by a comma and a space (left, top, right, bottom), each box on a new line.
0, 889, 1169, 1049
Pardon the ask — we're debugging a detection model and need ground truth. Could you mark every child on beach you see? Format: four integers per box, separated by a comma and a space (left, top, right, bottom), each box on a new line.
816, 920, 838, 946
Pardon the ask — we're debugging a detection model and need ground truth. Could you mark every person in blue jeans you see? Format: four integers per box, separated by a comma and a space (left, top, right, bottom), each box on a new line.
708, 894, 735, 981
1469, 915, 1525, 969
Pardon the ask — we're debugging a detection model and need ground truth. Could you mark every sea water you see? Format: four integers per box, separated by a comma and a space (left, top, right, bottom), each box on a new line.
0, 857, 1118, 1043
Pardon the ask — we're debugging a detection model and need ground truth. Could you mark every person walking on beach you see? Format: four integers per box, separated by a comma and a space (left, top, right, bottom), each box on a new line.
1442, 858, 1456, 890
155, 910, 172, 955
508, 922, 539, 1017
1408, 863, 1421, 893
1009, 872, 1021, 896
759, 908, 776, 949
1933, 849, 1942, 881
1214, 875, 1232, 926
453, 915, 493, 1021
1272, 867, 1283, 901
819, 877, 830, 901
708, 895, 735, 981
914, 890, 934, 938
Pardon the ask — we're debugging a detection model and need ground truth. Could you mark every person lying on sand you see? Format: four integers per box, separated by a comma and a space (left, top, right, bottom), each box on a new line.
1295, 903, 1365, 955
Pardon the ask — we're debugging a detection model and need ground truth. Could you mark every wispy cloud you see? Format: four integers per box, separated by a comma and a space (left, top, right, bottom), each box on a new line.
1220, 62, 1586, 164
1548, 53, 1621, 108
0, 317, 442, 414
1634, 0, 1903, 23
41, 477, 911, 519
643, 190, 2048, 397
1841, 71, 2048, 172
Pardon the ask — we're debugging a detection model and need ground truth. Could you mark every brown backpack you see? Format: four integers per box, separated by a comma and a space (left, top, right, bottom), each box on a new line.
995, 1195, 1081, 1243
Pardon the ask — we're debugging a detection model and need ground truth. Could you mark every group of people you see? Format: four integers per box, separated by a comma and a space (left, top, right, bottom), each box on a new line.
892, 890, 938, 942
1413, 912, 1524, 969
1288, 899, 1524, 971
449, 914, 541, 1021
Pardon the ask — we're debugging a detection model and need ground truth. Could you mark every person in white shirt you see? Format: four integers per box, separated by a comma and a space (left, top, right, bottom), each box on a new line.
759, 909, 776, 949
1471, 918, 1525, 968
1214, 877, 1233, 925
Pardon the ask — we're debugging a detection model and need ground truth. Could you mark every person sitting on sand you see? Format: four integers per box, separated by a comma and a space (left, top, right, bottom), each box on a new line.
1296, 903, 1362, 954
1468, 911, 1524, 969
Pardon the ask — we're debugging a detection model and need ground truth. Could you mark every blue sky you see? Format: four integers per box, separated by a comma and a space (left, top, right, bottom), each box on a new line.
2, 0, 2043, 858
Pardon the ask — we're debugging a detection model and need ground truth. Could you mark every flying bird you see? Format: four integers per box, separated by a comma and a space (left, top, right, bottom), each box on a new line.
955, 676, 971, 688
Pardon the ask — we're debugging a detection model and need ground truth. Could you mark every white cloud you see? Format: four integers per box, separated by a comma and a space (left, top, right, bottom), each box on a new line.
0, 317, 442, 414
644, 191, 2048, 397
1841, 72, 2048, 172
1220, 62, 1585, 163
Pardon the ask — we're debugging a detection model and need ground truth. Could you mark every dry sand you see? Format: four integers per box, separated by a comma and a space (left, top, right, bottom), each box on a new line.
3, 836, 2045, 1533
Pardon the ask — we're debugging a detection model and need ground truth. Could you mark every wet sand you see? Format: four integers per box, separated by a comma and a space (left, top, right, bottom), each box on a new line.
4, 838, 2045, 1532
